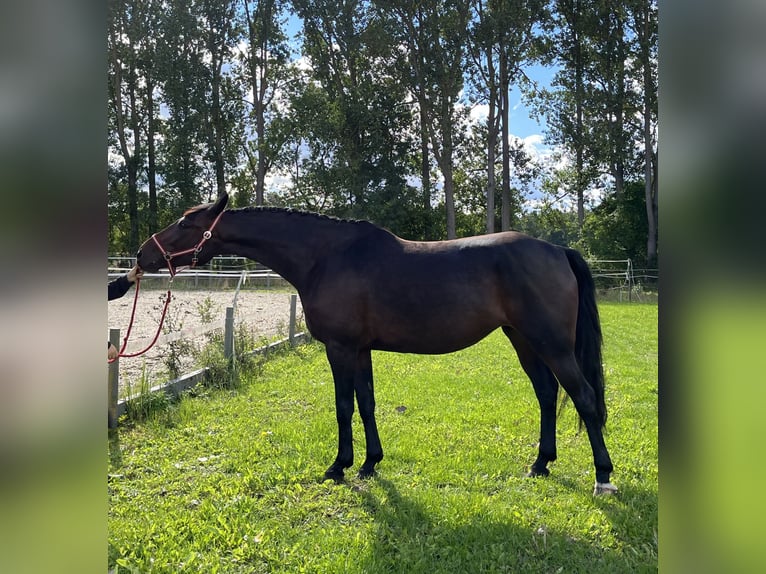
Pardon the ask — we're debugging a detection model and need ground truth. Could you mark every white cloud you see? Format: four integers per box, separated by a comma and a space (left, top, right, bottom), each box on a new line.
469, 103, 489, 123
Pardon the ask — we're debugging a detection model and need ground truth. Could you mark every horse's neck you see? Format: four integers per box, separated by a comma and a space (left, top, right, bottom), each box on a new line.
219, 210, 354, 292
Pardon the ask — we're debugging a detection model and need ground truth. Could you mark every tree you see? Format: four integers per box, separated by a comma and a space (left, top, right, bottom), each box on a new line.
517, 205, 580, 248
586, 0, 636, 199
466, 0, 501, 233
581, 180, 648, 262
494, 0, 548, 231
538, 0, 598, 229
197, 0, 242, 199
289, 0, 417, 233
241, 0, 291, 205
628, 0, 658, 266
378, 0, 471, 239
157, 0, 209, 209
107, 0, 147, 251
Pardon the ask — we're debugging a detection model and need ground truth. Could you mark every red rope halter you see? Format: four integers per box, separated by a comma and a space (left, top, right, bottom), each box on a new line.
107, 278, 172, 364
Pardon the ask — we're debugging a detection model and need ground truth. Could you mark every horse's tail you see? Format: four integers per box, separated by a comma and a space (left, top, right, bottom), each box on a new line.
564, 248, 607, 428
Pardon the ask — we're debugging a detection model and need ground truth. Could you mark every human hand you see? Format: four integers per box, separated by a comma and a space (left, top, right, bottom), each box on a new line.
108, 343, 119, 361
126, 264, 145, 284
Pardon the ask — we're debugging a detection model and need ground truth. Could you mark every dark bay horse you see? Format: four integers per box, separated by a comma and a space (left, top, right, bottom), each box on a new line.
136, 193, 617, 494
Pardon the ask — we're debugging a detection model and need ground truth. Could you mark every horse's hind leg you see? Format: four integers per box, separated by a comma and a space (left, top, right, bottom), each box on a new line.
544, 353, 615, 491
503, 327, 559, 478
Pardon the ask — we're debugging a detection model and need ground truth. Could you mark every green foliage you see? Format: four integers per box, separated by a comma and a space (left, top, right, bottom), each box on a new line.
108, 0, 657, 255
109, 303, 657, 573
122, 364, 171, 424
160, 301, 198, 381
517, 205, 580, 247
283, 0, 421, 232
195, 295, 216, 325
581, 181, 649, 264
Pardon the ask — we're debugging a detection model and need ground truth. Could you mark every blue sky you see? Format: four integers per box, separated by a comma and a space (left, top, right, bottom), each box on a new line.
508, 64, 555, 141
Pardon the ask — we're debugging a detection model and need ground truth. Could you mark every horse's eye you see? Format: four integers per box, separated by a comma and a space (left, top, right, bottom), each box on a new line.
178, 218, 188, 228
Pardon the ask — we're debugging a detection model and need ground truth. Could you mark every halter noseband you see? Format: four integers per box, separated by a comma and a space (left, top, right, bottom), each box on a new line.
150, 210, 224, 278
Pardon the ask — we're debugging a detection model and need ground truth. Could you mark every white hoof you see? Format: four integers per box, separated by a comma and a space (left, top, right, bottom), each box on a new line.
593, 481, 618, 495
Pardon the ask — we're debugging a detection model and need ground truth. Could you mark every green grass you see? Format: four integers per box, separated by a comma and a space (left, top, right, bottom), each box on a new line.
108, 302, 657, 573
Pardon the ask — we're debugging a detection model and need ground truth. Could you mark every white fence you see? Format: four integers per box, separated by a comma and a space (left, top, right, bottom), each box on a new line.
109, 255, 287, 290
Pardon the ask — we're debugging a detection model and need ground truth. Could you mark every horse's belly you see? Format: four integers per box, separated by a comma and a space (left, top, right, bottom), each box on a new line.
371, 321, 499, 355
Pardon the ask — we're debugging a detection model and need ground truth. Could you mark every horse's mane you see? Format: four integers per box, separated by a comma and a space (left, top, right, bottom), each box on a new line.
230, 205, 376, 229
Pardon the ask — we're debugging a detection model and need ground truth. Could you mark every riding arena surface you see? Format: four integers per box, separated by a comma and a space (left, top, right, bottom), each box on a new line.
108, 287, 303, 396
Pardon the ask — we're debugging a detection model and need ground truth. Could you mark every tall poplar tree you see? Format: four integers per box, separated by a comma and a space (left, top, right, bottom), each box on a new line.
290, 0, 415, 229
157, 0, 208, 209
198, 0, 241, 199
378, 0, 471, 239
629, 0, 658, 265
241, 0, 291, 206
535, 0, 597, 229
108, 0, 151, 252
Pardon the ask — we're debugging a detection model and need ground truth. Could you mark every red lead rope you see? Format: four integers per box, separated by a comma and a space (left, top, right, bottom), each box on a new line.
107, 278, 173, 364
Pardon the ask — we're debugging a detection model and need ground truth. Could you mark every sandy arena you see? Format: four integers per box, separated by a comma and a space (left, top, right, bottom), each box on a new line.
108, 287, 305, 396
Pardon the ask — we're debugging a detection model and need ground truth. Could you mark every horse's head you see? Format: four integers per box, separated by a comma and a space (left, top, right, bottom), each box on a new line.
136, 192, 229, 276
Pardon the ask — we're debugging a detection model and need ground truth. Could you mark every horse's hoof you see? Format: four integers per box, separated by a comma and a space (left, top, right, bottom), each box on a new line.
324, 468, 345, 483
593, 481, 618, 495
525, 467, 550, 478
357, 467, 377, 480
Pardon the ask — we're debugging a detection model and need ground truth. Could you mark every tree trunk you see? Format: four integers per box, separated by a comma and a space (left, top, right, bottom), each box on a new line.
443, 160, 456, 239
574, 13, 585, 229
486, 79, 497, 234
127, 63, 140, 252
432, 99, 456, 239
419, 98, 432, 236
613, 94, 625, 198
642, 3, 658, 266
245, 0, 272, 206
146, 73, 158, 233
109, 15, 140, 253
210, 52, 226, 198
500, 50, 511, 231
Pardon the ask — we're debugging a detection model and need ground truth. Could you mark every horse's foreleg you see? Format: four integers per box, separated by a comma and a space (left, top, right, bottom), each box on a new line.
325, 344, 356, 482
354, 349, 383, 478
504, 327, 558, 477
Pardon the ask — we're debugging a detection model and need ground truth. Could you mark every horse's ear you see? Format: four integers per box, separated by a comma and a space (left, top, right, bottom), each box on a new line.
212, 192, 228, 214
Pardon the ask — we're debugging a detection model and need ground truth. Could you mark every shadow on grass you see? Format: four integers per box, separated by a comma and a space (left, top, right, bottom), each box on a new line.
356, 477, 647, 574
593, 480, 658, 557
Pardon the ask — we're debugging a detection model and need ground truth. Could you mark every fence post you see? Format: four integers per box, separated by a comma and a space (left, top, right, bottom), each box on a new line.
108, 328, 120, 429
224, 306, 235, 359
289, 294, 297, 346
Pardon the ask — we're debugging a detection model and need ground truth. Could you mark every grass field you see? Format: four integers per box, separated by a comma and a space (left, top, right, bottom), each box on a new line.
108, 302, 657, 573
